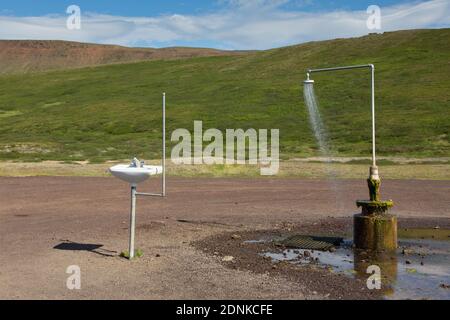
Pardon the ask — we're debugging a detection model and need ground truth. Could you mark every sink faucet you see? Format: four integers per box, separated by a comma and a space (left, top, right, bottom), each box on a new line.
130, 157, 140, 168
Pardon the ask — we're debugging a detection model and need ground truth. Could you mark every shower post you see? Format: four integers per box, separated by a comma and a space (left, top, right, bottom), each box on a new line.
129, 184, 137, 259
371, 64, 376, 168
307, 64, 379, 178
162, 92, 166, 197
304, 64, 396, 251
369, 64, 379, 181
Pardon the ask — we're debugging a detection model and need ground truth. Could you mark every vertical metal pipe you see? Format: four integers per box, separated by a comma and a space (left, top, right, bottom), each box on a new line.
162, 92, 166, 196
129, 185, 137, 259
307, 64, 377, 167
371, 65, 376, 167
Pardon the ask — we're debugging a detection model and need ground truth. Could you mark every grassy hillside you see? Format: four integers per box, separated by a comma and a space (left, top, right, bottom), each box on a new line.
0, 29, 449, 162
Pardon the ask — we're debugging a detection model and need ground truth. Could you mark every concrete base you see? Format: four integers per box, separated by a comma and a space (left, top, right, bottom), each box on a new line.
354, 214, 397, 251
353, 250, 397, 296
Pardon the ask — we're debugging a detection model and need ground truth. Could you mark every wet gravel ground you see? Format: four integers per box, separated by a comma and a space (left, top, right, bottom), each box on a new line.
194, 217, 450, 300
0, 177, 448, 299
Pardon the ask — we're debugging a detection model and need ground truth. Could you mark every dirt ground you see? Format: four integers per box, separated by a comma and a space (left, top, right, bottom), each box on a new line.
0, 177, 449, 300
1, 160, 449, 180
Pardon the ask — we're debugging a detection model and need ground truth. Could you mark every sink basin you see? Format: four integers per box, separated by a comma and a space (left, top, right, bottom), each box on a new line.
109, 164, 163, 185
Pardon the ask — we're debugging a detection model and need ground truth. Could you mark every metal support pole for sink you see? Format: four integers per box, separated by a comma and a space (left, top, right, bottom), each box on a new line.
129, 185, 137, 259
127, 93, 167, 259
136, 92, 167, 198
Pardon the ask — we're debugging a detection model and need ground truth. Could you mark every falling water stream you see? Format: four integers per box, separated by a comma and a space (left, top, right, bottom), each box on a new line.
303, 82, 344, 209
303, 83, 331, 155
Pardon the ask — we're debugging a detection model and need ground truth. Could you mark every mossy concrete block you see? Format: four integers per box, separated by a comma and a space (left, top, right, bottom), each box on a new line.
354, 213, 397, 251
356, 200, 394, 215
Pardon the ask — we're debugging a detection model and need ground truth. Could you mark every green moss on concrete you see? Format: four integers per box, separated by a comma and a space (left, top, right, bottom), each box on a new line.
367, 178, 381, 201
356, 200, 394, 215
354, 214, 397, 251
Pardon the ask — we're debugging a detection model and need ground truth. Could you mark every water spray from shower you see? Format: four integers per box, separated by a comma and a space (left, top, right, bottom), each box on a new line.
304, 64, 378, 179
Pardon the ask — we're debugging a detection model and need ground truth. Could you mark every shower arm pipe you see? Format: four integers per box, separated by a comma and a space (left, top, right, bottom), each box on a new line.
136, 92, 167, 198
307, 64, 376, 167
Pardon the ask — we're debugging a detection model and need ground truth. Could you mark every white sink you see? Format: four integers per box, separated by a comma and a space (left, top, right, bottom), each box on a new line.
109, 164, 163, 185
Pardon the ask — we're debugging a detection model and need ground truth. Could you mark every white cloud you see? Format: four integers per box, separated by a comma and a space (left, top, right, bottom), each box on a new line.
225, 0, 290, 10
0, 0, 449, 49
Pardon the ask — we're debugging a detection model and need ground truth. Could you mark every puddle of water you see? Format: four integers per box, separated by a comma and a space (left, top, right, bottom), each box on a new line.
262, 237, 450, 300
398, 228, 450, 241
244, 240, 267, 244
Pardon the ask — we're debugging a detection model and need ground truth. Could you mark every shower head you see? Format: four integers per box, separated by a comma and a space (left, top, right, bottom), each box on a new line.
304, 73, 314, 84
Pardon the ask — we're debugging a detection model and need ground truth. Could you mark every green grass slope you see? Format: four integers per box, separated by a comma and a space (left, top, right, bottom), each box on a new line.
0, 29, 449, 162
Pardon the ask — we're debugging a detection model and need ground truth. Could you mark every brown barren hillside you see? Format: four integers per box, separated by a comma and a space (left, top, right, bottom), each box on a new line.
0, 40, 249, 74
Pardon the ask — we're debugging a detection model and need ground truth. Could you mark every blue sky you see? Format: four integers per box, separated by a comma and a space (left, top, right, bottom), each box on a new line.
0, 0, 449, 49
1, 0, 420, 16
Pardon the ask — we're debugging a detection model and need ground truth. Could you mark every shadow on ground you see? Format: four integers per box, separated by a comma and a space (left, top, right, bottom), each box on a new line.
53, 241, 117, 257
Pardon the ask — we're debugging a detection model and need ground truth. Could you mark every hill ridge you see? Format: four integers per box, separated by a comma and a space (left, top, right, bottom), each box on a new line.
0, 39, 250, 74
0, 28, 448, 161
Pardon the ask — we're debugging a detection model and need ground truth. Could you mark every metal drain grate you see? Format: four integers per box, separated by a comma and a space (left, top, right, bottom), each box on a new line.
280, 235, 343, 251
